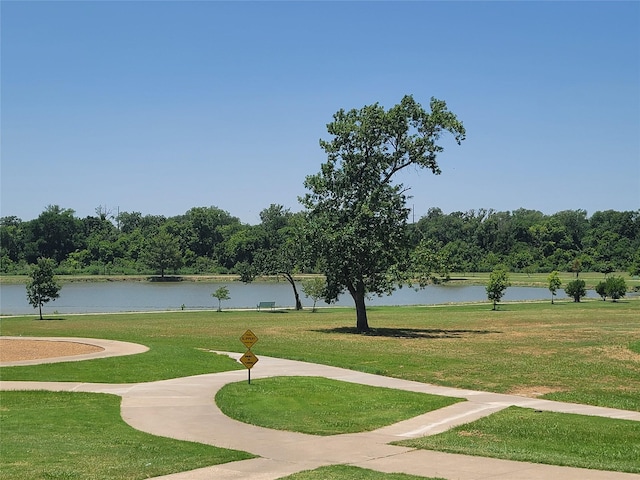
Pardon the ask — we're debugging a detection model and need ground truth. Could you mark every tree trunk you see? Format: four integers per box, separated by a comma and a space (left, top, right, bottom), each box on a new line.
38, 302, 43, 320
282, 273, 303, 310
347, 280, 369, 332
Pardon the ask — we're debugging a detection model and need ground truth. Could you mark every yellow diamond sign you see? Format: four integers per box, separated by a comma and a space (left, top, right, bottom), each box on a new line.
240, 329, 258, 349
240, 350, 259, 369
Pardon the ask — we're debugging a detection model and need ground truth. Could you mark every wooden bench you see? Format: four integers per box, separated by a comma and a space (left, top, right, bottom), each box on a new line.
257, 301, 276, 311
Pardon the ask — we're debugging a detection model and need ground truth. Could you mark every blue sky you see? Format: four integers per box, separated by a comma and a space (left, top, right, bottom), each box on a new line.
2, 1, 638, 225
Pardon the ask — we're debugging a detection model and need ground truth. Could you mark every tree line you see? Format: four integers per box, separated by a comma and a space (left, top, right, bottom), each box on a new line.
2, 204, 638, 278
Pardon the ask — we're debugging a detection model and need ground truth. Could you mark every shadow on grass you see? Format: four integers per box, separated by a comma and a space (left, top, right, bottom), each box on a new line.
313, 326, 501, 339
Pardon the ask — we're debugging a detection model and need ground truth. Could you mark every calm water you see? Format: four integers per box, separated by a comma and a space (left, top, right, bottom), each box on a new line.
0, 280, 597, 315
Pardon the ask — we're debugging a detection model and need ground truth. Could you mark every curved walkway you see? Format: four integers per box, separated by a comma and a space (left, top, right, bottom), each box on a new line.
1, 342, 639, 480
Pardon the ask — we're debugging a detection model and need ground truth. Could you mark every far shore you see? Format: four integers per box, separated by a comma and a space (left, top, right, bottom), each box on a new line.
2, 272, 638, 291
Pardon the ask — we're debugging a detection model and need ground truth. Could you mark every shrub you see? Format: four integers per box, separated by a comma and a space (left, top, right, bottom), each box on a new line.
595, 276, 627, 302
605, 276, 627, 302
565, 279, 586, 302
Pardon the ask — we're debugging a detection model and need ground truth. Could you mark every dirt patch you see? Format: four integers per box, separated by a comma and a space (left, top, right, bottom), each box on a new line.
508, 385, 563, 397
592, 345, 640, 363
0, 339, 104, 362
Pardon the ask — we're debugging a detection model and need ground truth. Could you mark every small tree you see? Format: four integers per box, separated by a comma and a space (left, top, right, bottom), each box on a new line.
26, 257, 61, 320
605, 276, 627, 302
595, 281, 607, 301
211, 285, 230, 312
570, 258, 582, 278
301, 277, 326, 312
565, 279, 586, 302
547, 271, 562, 304
486, 268, 510, 310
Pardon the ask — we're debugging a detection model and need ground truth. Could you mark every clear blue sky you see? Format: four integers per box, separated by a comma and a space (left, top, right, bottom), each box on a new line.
2, 1, 638, 225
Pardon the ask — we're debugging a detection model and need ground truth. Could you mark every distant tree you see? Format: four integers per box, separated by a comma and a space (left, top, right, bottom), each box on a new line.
600, 263, 615, 276
486, 268, 510, 310
0, 216, 25, 267
565, 279, 586, 302
26, 257, 61, 319
301, 277, 326, 312
301, 95, 465, 332
547, 271, 562, 304
410, 238, 451, 286
629, 251, 640, 277
184, 206, 240, 258
254, 206, 309, 310
570, 258, 582, 278
235, 261, 255, 283
211, 285, 230, 312
24, 205, 83, 264
142, 229, 182, 278
605, 276, 627, 302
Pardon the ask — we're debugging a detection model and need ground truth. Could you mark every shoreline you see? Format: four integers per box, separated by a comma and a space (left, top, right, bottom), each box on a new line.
2, 272, 639, 291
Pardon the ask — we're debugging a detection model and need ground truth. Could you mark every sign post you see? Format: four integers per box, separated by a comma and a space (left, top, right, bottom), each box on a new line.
239, 329, 258, 384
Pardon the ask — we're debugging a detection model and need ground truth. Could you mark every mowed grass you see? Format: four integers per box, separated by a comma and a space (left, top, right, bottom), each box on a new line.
216, 376, 463, 435
281, 465, 445, 480
395, 406, 640, 473
1, 300, 639, 478
0, 391, 253, 480
1, 300, 638, 410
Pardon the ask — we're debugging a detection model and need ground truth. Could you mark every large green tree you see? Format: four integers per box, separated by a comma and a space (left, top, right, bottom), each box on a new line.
26, 257, 61, 319
301, 95, 465, 331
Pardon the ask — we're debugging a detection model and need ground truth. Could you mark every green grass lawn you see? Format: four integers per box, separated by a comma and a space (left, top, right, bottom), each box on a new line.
216, 376, 463, 435
281, 465, 445, 480
0, 391, 253, 480
2, 300, 638, 410
394, 406, 640, 474
1, 300, 639, 478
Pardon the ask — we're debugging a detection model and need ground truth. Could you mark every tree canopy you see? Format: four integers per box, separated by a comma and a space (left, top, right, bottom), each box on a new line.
300, 95, 465, 331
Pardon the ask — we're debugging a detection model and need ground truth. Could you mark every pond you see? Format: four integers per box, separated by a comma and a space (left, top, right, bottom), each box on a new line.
0, 280, 597, 315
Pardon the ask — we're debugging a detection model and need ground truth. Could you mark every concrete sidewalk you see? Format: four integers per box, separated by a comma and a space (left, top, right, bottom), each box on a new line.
2, 349, 639, 480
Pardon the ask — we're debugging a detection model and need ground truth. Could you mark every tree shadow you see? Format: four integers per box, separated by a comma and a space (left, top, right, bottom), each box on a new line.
312, 326, 501, 339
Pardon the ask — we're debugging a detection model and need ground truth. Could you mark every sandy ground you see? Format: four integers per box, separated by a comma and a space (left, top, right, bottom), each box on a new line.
0, 339, 104, 362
